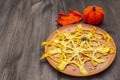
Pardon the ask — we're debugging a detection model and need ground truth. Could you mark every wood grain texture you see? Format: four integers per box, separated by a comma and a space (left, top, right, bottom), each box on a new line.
0, 0, 120, 80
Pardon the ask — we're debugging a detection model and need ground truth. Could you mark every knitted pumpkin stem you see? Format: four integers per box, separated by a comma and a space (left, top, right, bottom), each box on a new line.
92, 6, 96, 11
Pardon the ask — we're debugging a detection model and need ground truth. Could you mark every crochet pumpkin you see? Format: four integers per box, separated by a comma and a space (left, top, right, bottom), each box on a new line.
83, 5, 104, 25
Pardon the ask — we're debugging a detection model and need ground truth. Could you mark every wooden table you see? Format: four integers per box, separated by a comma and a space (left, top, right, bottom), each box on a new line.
0, 0, 120, 80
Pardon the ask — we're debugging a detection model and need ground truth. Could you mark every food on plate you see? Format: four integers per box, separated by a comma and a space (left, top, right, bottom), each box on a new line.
40, 24, 115, 75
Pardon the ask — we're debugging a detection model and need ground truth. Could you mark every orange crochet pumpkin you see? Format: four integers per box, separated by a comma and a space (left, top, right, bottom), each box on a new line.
83, 5, 104, 25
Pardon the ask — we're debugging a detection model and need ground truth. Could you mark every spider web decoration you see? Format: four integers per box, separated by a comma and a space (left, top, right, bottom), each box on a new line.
40, 25, 115, 75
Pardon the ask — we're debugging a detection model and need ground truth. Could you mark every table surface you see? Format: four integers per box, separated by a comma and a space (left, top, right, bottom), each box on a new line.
0, 0, 120, 80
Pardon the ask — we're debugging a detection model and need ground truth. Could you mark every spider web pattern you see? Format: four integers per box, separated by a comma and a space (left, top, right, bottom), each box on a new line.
41, 25, 115, 75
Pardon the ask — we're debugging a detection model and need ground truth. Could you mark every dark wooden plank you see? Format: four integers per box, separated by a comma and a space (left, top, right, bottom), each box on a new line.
0, 0, 33, 80
0, 0, 120, 80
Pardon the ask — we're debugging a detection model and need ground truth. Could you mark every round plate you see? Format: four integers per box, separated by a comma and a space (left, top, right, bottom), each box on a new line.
45, 24, 116, 76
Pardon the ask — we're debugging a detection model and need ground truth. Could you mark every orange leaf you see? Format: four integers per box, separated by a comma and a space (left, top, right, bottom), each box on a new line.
56, 9, 82, 26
